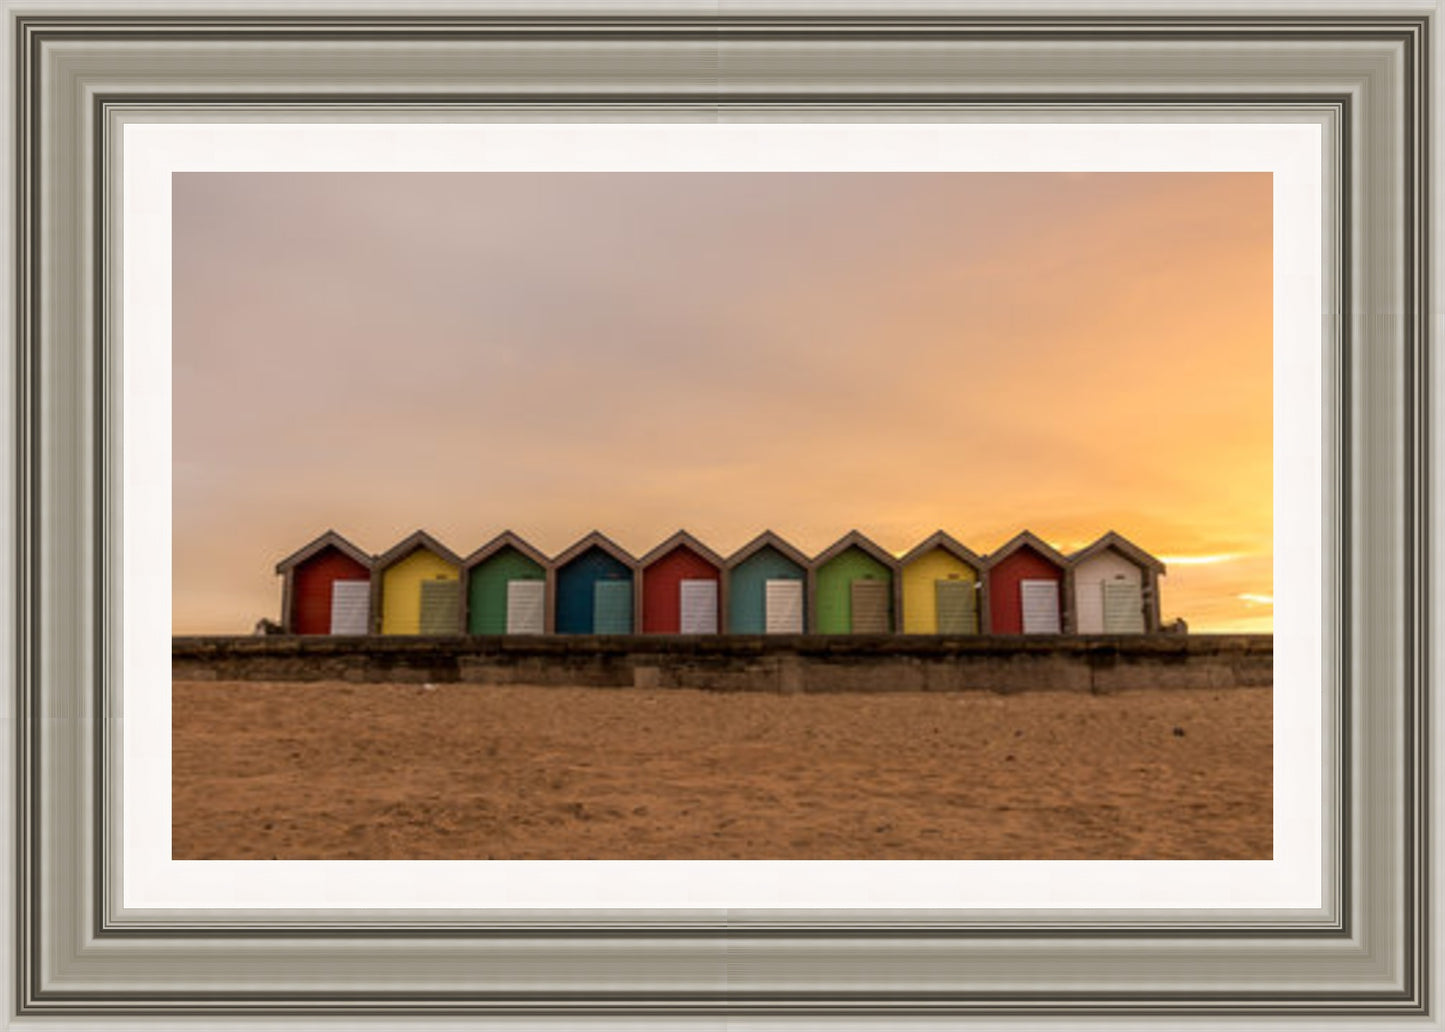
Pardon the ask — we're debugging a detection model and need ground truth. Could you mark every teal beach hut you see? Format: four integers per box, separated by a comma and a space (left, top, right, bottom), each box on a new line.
724, 531, 810, 634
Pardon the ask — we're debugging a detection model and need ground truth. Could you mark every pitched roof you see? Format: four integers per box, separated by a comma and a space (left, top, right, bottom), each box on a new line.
1068, 530, 1166, 574
551, 530, 638, 570
983, 530, 1069, 570
724, 530, 811, 571
899, 530, 985, 571
812, 530, 899, 570
372, 529, 463, 571
462, 530, 551, 572
273, 530, 372, 575
637, 530, 725, 570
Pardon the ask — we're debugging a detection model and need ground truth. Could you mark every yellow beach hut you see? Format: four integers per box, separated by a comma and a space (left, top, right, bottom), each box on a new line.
899, 530, 986, 634
372, 530, 464, 635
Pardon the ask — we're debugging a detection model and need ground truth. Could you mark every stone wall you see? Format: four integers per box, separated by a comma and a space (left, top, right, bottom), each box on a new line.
172, 634, 1272, 694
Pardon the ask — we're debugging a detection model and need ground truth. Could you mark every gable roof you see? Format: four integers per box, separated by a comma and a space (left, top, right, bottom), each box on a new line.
983, 530, 1069, 571
724, 530, 811, 571
372, 529, 463, 572
1069, 530, 1166, 574
462, 530, 551, 572
551, 530, 639, 570
899, 530, 985, 571
274, 530, 372, 575
637, 530, 725, 570
812, 530, 899, 570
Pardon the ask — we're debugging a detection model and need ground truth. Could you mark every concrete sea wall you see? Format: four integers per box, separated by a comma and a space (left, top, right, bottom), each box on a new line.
173, 634, 1272, 694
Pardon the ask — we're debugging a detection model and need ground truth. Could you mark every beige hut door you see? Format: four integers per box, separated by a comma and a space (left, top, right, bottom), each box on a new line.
764, 579, 803, 634
934, 578, 977, 634
418, 578, 460, 635
850, 578, 890, 633
328, 580, 371, 635
1102, 580, 1145, 633
506, 579, 546, 634
1019, 579, 1061, 634
679, 579, 719, 634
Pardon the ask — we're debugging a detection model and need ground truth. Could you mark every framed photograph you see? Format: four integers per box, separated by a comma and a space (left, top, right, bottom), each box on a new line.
6, 0, 1436, 1024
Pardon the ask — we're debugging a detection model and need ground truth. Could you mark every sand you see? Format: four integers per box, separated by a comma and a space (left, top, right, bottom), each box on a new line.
172, 681, 1271, 860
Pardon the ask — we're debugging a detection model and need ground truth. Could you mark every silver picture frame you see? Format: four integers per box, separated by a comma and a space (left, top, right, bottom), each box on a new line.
4, 0, 1436, 1023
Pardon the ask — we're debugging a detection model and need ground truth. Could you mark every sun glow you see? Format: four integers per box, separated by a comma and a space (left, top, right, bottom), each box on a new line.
1159, 553, 1248, 567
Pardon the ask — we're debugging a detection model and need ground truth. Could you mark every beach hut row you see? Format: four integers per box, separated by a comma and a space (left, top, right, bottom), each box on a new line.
274, 528, 1165, 638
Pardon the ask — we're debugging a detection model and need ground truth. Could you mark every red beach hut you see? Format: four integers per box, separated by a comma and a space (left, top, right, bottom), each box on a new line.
983, 530, 1070, 635
274, 530, 373, 635
639, 531, 726, 634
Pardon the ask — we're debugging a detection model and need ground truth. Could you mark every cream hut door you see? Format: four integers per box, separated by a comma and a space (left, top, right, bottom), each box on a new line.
1102, 580, 1145, 633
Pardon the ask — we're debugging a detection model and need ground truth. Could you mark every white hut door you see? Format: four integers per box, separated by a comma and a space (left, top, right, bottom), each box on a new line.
1019, 579, 1061, 634
506, 579, 546, 634
764, 579, 804, 634
679, 579, 719, 634
1102, 580, 1145, 633
329, 580, 371, 635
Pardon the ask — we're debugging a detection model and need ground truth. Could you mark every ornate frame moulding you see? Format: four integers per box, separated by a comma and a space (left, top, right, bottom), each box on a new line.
5, 1, 1434, 1024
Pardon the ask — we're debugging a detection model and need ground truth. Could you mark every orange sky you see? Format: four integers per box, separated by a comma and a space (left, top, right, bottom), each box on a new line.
172, 171, 1272, 634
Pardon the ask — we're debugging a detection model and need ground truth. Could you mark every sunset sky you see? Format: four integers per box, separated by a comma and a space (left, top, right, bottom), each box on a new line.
172, 171, 1272, 634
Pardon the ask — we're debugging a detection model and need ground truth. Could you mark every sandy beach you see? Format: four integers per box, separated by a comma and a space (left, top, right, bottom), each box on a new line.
173, 681, 1271, 861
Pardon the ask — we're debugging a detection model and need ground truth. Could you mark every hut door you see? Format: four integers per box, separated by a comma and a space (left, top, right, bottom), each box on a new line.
850, 578, 890, 633
934, 579, 977, 634
419, 578, 460, 635
1019, 580, 1061, 634
592, 579, 633, 634
679, 579, 719, 634
505, 579, 545, 634
328, 580, 371, 635
1102, 580, 1145, 633
764, 579, 803, 634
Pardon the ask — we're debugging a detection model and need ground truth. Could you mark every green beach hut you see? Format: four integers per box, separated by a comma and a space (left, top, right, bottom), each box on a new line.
810, 531, 899, 634
462, 531, 552, 635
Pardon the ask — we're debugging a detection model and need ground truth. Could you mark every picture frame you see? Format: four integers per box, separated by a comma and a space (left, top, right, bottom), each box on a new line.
5, 0, 1436, 1023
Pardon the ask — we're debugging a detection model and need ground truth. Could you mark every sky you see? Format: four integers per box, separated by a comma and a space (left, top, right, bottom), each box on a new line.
172, 171, 1272, 634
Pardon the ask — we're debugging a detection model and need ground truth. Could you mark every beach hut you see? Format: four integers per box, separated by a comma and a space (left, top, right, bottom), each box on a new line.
898, 531, 986, 634
810, 531, 898, 634
639, 531, 725, 634
372, 530, 463, 635
1069, 531, 1166, 633
984, 531, 1069, 635
273, 530, 373, 635
462, 531, 551, 635
724, 531, 810, 634
552, 531, 638, 634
